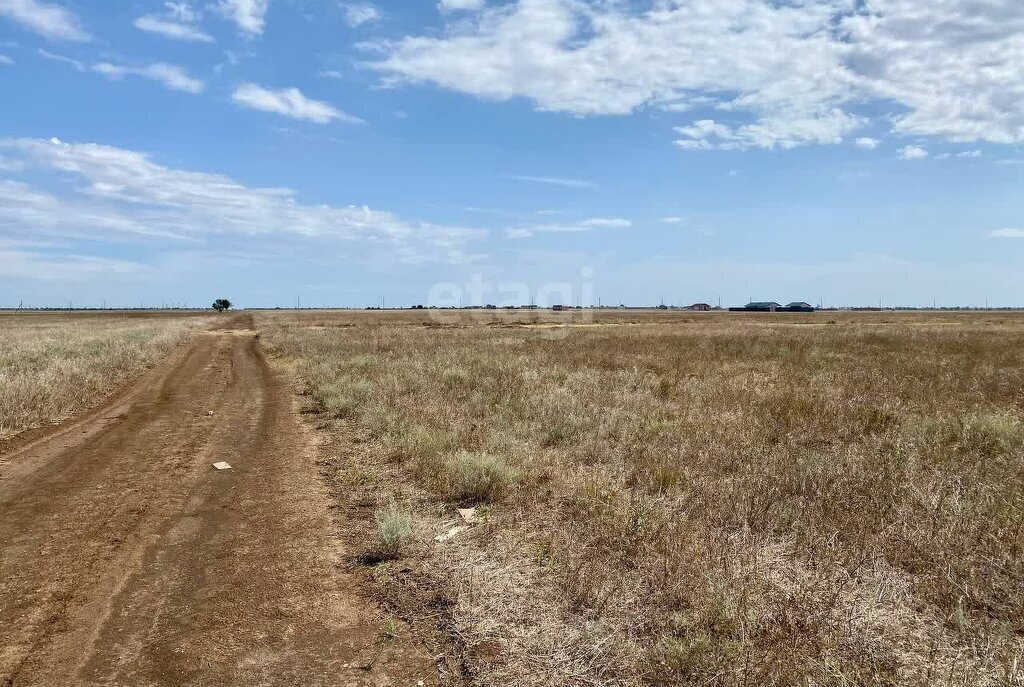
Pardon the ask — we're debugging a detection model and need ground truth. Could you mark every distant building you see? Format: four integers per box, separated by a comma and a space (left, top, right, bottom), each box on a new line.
730, 301, 783, 312
728, 301, 816, 312
688, 303, 712, 311
552, 304, 565, 311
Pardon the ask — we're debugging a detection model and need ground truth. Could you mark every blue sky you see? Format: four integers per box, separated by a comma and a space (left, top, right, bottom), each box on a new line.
1, 0, 1023, 308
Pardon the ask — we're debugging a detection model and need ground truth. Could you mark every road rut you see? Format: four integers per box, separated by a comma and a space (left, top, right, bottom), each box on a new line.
0, 315, 435, 686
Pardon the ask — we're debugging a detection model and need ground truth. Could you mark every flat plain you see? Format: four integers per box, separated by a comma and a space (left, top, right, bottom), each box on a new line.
259, 308, 1024, 686
2, 309, 1022, 686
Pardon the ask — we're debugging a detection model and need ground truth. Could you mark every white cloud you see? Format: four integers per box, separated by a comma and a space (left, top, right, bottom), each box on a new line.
232, 83, 362, 124
0, 53, 13, 64
341, 3, 379, 27
509, 175, 597, 189
0, 137, 485, 263
39, 50, 204, 94
674, 112, 861, 151
0, 178, 185, 240
661, 217, 684, 225
991, 228, 1024, 239
167, 3, 198, 22
935, 150, 981, 160
93, 62, 205, 94
0, 0, 89, 41
0, 247, 148, 279
134, 15, 213, 43
38, 47, 84, 70
856, 137, 880, 150
579, 217, 630, 228
439, 0, 485, 11
0, 154, 23, 171
898, 145, 928, 160
369, 0, 1024, 150
217, 0, 267, 37
507, 217, 631, 238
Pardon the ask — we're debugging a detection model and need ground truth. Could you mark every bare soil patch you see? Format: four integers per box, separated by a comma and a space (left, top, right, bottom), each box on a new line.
0, 313, 438, 686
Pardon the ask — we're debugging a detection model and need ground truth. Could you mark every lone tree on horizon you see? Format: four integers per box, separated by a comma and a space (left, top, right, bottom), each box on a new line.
212, 298, 232, 312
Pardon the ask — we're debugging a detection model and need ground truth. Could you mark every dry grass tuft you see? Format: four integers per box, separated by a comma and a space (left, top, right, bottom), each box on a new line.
259, 309, 1024, 686
374, 503, 413, 560
438, 451, 519, 504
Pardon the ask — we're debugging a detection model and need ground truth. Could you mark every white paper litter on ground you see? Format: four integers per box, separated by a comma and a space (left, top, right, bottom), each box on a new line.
212, 461, 232, 470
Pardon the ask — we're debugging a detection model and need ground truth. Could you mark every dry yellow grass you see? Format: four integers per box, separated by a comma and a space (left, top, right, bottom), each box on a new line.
258, 309, 1024, 686
0, 312, 213, 440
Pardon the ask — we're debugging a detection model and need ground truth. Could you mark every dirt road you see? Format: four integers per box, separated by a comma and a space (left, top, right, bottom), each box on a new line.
0, 315, 435, 686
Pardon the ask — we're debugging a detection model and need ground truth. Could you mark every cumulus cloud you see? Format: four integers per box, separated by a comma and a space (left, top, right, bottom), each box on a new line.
368, 0, 1024, 150
0, 0, 88, 40
0, 138, 485, 263
675, 112, 861, 151
661, 216, 684, 224
898, 145, 928, 160
232, 83, 362, 124
93, 62, 205, 93
856, 137, 880, 150
508, 175, 597, 189
991, 228, 1024, 238
341, 3, 380, 27
217, 0, 267, 37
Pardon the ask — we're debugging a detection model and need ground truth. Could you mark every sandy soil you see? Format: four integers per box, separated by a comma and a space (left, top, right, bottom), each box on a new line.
0, 314, 437, 687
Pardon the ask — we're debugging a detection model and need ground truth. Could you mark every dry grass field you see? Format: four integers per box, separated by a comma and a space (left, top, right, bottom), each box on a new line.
0, 311, 213, 441
259, 309, 1024, 687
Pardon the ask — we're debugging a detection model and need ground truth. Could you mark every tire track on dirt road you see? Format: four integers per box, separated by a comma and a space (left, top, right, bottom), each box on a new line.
0, 314, 436, 686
